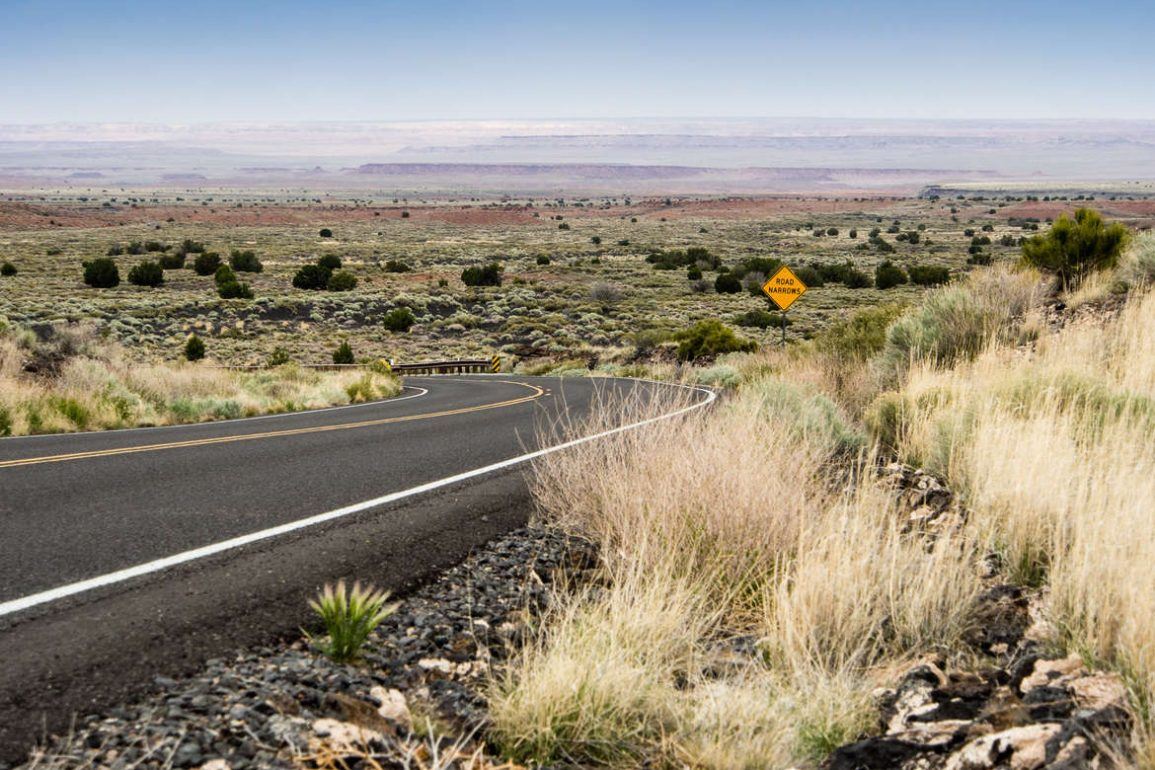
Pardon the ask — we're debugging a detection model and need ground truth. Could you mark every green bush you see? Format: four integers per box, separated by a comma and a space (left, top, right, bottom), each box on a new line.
229, 249, 263, 273
128, 261, 165, 287
714, 273, 742, 294
687, 265, 703, 280
672, 320, 756, 361
307, 580, 397, 663
158, 252, 186, 269
814, 303, 906, 362
327, 270, 358, 291
178, 239, 206, 255
793, 264, 824, 287
908, 265, 952, 286
383, 307, 416, 332
185, 334, 205, 361
268, 347, 292, 366
292, 264, 332, 290
83, 258, 120, 288
193, 252, 222, 276
535, 255, 551, 266
214, 264, 236, 286
875, 261, 908, 290
319, 228, 333, 238
317, 254, 343, 270
217, 280, 253, 299
844, 268, 873, 289
384, 260, 411, 272
733, 309, 790, 329
1, 261, 16, 277
1021, 207, 1130, 289
462, 263, 502, 287
332, 340, 354, 364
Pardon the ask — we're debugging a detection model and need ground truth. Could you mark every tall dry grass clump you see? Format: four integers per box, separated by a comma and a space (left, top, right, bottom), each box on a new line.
491, 377, 980, 767
0, 322, 400, 436
874, 274, 1155, 757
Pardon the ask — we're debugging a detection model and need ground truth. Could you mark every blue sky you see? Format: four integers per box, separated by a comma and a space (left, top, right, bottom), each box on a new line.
2, 0, 1153, 123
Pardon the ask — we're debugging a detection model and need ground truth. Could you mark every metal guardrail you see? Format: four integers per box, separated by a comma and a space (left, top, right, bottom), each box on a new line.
218, 357, 502, 375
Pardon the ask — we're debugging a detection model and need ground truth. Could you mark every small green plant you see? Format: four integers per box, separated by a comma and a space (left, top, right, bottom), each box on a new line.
128, 261, 165, 287
384, 260, 411, 272
462, 263, 502, 287
908, 265, 952, 286
327, 270, 358, 291
1021, 207, 1130, 289
383, 307, 416, 332
217, 280, 253, 299
268, 347, 292, 366
83, 258, 120, 288
292, 263, 332, 290
875, 261, 908, 290
317, 254, 342, 270
193, 251, 222, 276
319, 227, 333, 238
332, 340, 354, 364
307, 580, 397, 663
672, 319, 756, 361
158, 252, 186, 269
229, 249, 263, 273
714, 273, 742, 294
536, 255, 551, 265
1, 261, 17, 277
184, 334, 205, 361
214, 264, 236, 286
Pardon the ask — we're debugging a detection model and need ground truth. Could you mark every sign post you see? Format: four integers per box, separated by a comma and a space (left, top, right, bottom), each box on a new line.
761, 265, 807, 345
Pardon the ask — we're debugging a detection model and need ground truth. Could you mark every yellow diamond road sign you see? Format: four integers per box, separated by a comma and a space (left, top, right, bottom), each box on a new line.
762, 265, 807, 312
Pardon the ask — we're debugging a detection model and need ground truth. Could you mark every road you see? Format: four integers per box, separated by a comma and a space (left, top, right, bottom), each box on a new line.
0, 375, 711, 762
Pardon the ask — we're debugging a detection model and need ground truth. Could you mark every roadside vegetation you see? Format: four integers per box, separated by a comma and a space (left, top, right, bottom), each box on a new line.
489, 223, 1155, 766
0, 320, 400, 436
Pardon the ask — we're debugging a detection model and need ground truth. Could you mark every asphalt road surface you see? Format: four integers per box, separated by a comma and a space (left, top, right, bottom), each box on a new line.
0, 375, 712, 762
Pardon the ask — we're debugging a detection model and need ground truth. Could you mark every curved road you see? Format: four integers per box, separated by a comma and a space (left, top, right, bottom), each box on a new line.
0, 375, 711, 761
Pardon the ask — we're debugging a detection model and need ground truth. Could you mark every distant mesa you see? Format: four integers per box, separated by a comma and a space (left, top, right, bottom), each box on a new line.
161, 173, 208, 181
68, 171, 104, 179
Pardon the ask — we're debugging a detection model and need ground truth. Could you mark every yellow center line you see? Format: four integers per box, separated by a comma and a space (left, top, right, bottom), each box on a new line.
0, 381, 545, 470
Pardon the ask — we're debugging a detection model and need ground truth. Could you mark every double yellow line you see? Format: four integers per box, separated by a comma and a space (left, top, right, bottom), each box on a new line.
0, 381, 544, 470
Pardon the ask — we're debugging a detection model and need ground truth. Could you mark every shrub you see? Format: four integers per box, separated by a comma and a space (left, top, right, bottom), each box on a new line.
177, 239, 206, 255
192, 252, 222, 276
687, 265, 703, 280
844, 268, 873, 289
292, 264, 332, 290
826, 227, 838, 236
332, 340, 354, 364
319, 228, 333, 238
558, 222, 571, 230
714, 273, 742, 294
184, 334, 205, 361
229, 249, 263, 273
158, 252, 186, 269
591, 236, 602, 245
1021, 208, 1130, 289
307, 580, 397, 663
214, 264, 236, 286
384, 260, 411, 272
382, 307, 416, 332
908, 265, 952, 286
1, 261, 16, 277
672, 320, 756, 361
327, 270, 358, 291
590, 282, 622, 302
462, 263, 503, 287
83, 258, 120, 288
268, 347, 292, 366
536, 255, 551, 266
815, 304, 905, 362
128, 261, 165, 287
875, 261, 908, 290
734, 309, 790, 329
793, 265, 824, 287
217, 280, 253, 299
316, 254, 342, 270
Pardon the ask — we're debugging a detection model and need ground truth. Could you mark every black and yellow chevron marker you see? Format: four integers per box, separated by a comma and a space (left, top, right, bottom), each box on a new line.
491, 355, 501, 373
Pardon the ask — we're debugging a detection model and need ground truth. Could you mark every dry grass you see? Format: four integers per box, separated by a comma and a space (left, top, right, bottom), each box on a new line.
490, 373, 980, 767
0, 323, 400, 436
874, 269, 1155, 760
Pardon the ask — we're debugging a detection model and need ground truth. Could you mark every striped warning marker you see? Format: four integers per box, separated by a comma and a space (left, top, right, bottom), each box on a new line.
491, 355, 501, 373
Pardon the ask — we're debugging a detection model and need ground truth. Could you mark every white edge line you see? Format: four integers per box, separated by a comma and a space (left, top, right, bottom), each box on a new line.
0, 378, 714, 619
0, 386, 430, 441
